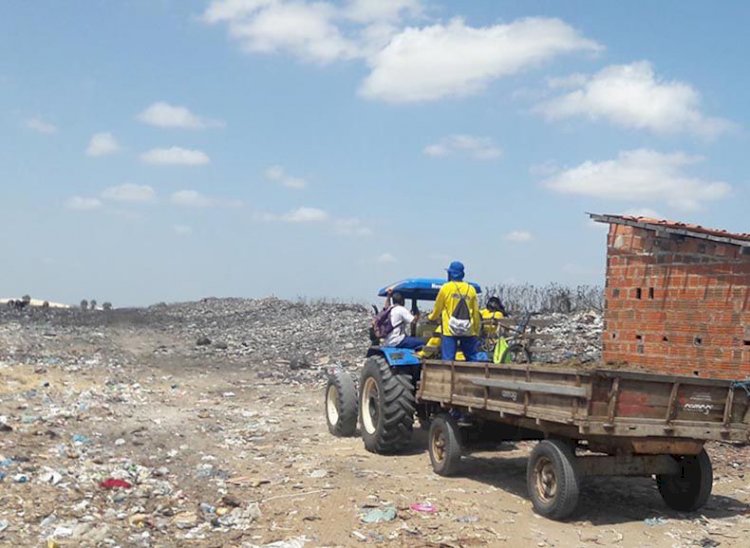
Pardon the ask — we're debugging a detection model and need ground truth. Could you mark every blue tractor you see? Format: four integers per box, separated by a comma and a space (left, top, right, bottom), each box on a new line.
324, 278, 485, 454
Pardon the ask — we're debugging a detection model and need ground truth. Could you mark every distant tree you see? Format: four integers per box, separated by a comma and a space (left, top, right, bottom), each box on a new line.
42, 301, 50, 309
80, 299, 88, 311
102, 302, 112, 311
21, 294, 31, 305
90, 299, 97, 310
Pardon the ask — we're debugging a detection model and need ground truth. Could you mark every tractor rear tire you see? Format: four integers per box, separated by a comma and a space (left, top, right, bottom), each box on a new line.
325, 368, 358, 437
359, 355, 415, 454
656, 449, 713, 512
527, 439, 580, 520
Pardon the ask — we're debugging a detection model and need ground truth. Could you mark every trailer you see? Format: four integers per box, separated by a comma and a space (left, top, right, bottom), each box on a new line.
417, 359, 750, 519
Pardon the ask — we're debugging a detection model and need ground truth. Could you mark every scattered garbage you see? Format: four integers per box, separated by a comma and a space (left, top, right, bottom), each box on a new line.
643, 517, 668, 526
99, 478, 132, 490
360, 506, 397, 523
410, 502, 437, 513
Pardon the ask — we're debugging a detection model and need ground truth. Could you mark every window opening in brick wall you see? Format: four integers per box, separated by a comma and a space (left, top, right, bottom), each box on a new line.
612, 288, 620, 298
635, 334, 643, 340
648, 287, 654, 299
694, 336, 703, 346
744, 339, 750, 346
636, 288, 642, 299
662, 336, 669, 342
693, 370, 700, 376
611, 332, 617, 339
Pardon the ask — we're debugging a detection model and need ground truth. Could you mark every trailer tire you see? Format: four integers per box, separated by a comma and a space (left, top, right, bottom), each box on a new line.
656, 449, 713, 512
527, 439, 580, 520
325, 368, 358, 437
359, 355, 415, 454
428, 414, 462, 476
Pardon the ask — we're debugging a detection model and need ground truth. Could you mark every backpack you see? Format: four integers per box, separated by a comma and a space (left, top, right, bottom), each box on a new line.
448, 282, 472, 336
372, 306, 396, 339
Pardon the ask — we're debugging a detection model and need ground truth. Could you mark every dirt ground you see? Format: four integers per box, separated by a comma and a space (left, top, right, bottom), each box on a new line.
2, 325, 750, 547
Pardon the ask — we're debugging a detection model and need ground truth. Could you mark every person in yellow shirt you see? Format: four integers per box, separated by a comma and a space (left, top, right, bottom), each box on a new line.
427, 261, 482, 361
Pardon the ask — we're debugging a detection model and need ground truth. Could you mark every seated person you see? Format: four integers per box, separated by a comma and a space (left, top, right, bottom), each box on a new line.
383, 290, 423, 350
480, 296, 507, 352
481, 296, 506, 320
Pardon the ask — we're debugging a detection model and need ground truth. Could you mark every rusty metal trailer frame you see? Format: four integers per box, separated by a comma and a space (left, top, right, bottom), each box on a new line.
418, 360, 750, 448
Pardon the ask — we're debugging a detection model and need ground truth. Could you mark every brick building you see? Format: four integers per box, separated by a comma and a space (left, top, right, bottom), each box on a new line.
591, 214, 750, 380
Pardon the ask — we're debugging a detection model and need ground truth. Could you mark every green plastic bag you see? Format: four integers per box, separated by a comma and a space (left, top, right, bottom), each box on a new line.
493, 337, 509, 364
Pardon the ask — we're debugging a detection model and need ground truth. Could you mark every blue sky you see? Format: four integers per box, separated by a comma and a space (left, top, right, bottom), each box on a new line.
1, 0, 748, 306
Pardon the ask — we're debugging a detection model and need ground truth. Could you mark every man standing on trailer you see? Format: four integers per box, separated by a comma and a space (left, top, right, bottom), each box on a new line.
428, 261, 482, 361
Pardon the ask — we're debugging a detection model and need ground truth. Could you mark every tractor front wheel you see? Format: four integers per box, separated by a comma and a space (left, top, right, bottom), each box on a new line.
325, 368, 358, 437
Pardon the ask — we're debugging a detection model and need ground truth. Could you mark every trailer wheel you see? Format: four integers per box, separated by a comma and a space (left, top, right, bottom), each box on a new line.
428, 414, 462, 476
359, 355, 415, 454
656, 449, 713, 512
325, 368, 358, 437
527, 439, 580, 520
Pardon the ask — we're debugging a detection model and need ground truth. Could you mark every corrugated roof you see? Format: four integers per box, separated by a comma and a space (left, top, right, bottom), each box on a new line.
589, 213, 750, 248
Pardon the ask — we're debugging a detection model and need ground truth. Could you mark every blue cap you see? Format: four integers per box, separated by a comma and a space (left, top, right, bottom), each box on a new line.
446, 261, 465, 280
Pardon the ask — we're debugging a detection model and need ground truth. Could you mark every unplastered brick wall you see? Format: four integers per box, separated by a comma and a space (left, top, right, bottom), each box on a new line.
602, 224, 750, 379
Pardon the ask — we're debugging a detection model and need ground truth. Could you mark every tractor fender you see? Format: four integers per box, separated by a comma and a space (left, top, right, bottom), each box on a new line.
366, 346, 421, 368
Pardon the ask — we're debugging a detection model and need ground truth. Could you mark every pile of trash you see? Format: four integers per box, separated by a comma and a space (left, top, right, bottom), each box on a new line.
534, 309, 603, 364
0, 298, 604, 380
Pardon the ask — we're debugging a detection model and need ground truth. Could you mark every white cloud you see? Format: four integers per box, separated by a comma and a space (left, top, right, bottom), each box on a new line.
85, 132, 121, 157
505, 230, 533, 242
24, 116, 58, 134
282, 207, 329, 222
344, 0, 422, 24
621, 207, 662, 219
204, 5, 599, 103
65, 196, 102, 211
543, 149, 731, 211
536, 62, 732, 138
101, 183, 155, 203
423, 134, 502, 160
264, 165, 307, 189
141, 147, 210, 166
256, 206, 329, 223
334, 217, 373, 236
204, 0, 358, 63
173, 224, 193, 236
137, 101, 224, 129
376, 252, 397, 264
360, 18, 601, 102
170, 190, 242, 208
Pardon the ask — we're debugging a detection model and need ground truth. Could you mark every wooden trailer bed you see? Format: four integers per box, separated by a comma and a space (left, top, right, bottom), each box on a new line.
418, 360, 750, 444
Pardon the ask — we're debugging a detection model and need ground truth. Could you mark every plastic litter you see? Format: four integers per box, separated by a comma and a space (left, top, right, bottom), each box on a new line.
0, 520, 8, 533
99, 478, 132, 489
410, 502, 437, 513
360, 506, 397, 523
253, 536, 309, 548
643, 517, 668, 526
